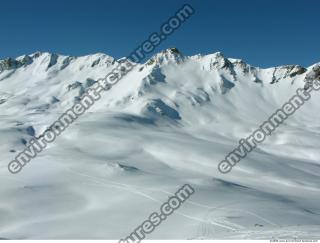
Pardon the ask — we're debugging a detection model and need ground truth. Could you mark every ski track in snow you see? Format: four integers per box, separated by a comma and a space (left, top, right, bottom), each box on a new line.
0, 50, 320, 239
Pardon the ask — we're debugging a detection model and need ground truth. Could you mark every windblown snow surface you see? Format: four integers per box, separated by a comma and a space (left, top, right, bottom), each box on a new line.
0, 49, 320, 239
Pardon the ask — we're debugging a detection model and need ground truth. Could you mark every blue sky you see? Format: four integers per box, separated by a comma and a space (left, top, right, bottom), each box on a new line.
0, 0, 319, 67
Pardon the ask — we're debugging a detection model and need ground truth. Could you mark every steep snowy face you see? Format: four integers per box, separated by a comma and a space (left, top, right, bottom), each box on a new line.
0, 52, 117, 116
99, 49, 316, 126
145, 48, 184, 65
1, 50, 320, 239
0, 49, 318, 127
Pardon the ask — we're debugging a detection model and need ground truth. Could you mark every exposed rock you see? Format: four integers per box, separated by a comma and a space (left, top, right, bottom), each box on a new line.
0, 99, 6, 104
61, 56, 75, 70
91, 58, 100, 67
144, 99, 181, 120
67, 81, 83, 91
147, 48, 184, 66
289, 65, 307, 77
210, 52, 233, 70
0, 58, 20, 71
46, 53, 59, 70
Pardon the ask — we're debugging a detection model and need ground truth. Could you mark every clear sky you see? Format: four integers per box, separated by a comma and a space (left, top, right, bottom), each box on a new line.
0, 0, 319, 67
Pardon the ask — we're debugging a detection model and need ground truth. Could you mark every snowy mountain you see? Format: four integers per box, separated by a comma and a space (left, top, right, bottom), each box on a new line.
1, 48, 320, 239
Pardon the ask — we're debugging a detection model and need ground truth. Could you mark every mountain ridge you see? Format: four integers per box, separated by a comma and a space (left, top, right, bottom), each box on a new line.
0, 49, 318, 73
0, 48, 319, 128
1, 49, 320, 239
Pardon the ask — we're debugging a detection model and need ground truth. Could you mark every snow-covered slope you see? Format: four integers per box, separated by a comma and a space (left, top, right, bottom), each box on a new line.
0, 49, 320, 239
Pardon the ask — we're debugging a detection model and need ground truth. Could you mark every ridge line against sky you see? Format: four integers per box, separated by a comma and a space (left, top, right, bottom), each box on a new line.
0, 0, 319, 68
1, 50, 320, 70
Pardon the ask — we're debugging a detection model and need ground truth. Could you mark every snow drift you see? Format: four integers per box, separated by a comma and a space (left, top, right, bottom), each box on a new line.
0, 48, 320, 239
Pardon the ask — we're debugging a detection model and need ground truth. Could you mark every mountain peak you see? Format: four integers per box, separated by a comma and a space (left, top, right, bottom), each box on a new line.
164, 47, 182, 55
146, 47, 184, 66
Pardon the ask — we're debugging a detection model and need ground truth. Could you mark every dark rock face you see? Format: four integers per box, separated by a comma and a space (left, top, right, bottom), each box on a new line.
0, 55, 33, 72
168, 47, 180, 54
26, 126, 36, 136
144, 99, 181, 120
91, 58, 100, 67
271, 65, 307, 84
0, 58, 20, 71
147, 48, 184, 66
20, 55, 33, 66
289, 65, 307, 78
313, 65, 320, 80
61, 56, 74, 70
0, 99, 7, 104
67, 81, 83, 91
304, 64, 320, 90
46, 54, 58, 70
210, 52, 233, 70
